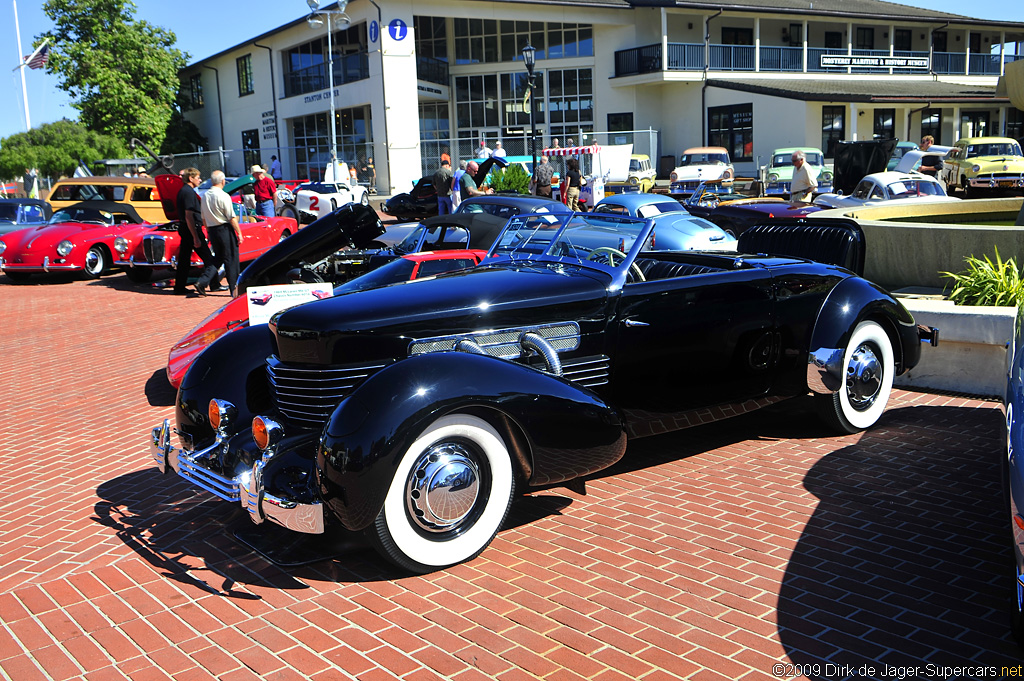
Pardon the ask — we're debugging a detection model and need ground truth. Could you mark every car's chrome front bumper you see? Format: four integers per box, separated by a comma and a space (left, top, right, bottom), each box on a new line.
149, 419, 325, 534
116, 255, 179, 269
0, 256, 80, 272
968, 175, 1024, 189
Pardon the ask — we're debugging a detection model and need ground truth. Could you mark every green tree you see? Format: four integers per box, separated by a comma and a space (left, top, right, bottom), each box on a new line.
0, 119, 127, 180
37, 0, 188, 150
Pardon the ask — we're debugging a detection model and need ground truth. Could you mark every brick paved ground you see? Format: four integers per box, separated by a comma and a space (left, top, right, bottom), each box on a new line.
1, 271, 1019, 681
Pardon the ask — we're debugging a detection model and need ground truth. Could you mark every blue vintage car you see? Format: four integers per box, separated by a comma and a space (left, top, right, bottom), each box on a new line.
594, 193, 736, 251
0, 198, 51, 235
1005, 305, 1024, 645
150, 203, 937, 574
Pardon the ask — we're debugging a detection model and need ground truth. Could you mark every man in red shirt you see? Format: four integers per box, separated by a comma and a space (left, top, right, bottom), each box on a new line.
251, 164, 277, 218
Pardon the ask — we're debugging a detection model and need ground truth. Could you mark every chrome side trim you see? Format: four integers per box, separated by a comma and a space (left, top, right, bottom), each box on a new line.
807, 346, 844, 394
409, 322, 581, 359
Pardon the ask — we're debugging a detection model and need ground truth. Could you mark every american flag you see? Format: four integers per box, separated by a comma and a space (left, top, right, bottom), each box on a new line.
25, 45, 50, 70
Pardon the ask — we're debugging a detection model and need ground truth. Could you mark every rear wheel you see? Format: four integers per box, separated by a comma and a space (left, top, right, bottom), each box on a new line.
367, 414, 516, 573
278, 229, 291, 242
83, 245, 109, 279
277, 204, 299, 222
125, 268, 152, 284
329, 199, 337, 213
815, 320, 894, 434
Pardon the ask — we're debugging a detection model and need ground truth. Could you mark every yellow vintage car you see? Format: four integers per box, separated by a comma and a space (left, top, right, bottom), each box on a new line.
46, 176, 164, 223
941, 136, 1024, 198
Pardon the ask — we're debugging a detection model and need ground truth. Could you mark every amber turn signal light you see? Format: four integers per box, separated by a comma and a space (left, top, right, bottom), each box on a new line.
209, 399, 221, 430
252, 416, 283, 453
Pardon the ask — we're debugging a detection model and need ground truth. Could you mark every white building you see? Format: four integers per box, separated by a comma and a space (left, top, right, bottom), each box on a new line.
179, 0, 1024, 193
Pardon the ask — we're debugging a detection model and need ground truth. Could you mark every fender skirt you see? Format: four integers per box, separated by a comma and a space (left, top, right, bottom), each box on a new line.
806, 276, 921, 394
317, 352, 627, 532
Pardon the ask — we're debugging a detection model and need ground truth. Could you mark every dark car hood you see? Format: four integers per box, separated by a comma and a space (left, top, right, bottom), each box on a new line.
832, 139, 899, 196
271, 262, 611, 366
236, 203, 385, 294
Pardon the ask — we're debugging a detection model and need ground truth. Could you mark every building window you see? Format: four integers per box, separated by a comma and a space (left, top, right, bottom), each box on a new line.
548, 23, 593, 59
607, 113, 634, 145
1007, 108, 1023, 141
708, 104, 753, 162
419, 102, 451, 176
237, 55, 254, 96
548, 68, 592, 128
873, 109, 895, 140
241, 129, 260, 169
824, 31, 843, 49
856, 27, 874, 50
455, 74, 499, 129
189, 73, 203, 109
788, 24, 802, 47
284, 24, 368, 97
454, 20, 590, 64
894, 29, 912, 51
932, 31, 947, 52
291, 105, 372, 182
415, 16, 448, 62
822, 106, 845, 157
722, 27, 753, 46
500, 21, 545, 63
501, 71, 545, 131
921, 108, 941, 143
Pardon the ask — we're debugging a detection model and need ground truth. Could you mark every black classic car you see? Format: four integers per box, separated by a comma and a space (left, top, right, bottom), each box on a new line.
151, 204, 937, 573
381, 156, 509, 220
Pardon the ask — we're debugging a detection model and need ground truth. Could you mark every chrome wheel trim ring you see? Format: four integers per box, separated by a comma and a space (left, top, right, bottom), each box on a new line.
405, 441, 482, 533
84, 248, 101, 274
846, 342, 882, 411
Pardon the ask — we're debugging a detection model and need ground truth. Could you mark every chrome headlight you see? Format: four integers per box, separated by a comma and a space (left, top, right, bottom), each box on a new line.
0, 241, 5, 256
669, 172, 678, 181
821, 172, 833, 182
723, 169, 733, 179
114, 237, 129, 254
768, 173, 779, 182
972, 164, 982, 173
629, 176, 638, 185
57, 240, 74, 256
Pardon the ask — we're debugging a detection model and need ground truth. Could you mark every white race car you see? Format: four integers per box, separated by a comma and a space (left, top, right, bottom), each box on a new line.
294, 180, 369, 223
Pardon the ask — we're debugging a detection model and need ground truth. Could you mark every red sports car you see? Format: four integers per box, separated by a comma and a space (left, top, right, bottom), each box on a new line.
0, 200, 152, 281
166, 249, 488, 387
115, 174, 298, 283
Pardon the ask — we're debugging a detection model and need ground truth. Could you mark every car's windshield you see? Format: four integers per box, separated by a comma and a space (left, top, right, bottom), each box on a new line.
50, 208, 114, 224
335, 257, 416, 294
298, 183, 338, 194
772, 152, 823, 167
491, 213, 649, 272
679, 153, 728, 165
967, 143, 1023, 157
394, 224, 471, 254
885, 179, 945, 199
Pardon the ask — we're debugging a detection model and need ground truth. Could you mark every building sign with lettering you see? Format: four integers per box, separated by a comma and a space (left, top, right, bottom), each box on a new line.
261, 110, 277, 140
819, 55, 930, 69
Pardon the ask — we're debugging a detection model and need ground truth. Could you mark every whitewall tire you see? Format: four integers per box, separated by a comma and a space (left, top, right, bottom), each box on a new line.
817, 320, 895, 433
369, 414, 515, 573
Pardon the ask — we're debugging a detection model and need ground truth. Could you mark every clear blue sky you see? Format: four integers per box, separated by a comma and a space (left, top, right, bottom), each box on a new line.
1, 0, 1022, 142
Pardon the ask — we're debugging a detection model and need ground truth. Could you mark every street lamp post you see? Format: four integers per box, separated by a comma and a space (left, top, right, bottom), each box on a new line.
522, 44, 538, 175
307, 0, 350, 181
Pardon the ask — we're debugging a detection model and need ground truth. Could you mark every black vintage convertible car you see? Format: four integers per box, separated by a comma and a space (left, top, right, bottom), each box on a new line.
150, 204, 937, 573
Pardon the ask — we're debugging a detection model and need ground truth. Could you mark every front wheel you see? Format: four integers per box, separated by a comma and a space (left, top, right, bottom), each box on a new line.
815, 320, 894, 434
277, 204, 299, 223
360, 192, 370, 206
83, 245, 109, 279
367, 414, 516, 573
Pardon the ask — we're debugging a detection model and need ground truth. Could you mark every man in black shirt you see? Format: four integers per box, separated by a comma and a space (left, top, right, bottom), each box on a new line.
918, 135, 944, 178
175, 168, 220, 295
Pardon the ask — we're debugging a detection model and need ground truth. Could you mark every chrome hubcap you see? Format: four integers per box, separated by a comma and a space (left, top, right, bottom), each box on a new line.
846, 343, 882, 410
406, 442, 480, 533
85, 250, 100, 272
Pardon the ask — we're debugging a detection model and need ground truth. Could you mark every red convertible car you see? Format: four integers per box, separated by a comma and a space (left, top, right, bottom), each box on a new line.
0, 201, 151, 281
115, 174, 298, 283
167, 249, 488, 387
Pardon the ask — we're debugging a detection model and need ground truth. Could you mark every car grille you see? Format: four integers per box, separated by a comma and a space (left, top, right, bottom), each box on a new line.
143, 236, 166, 263
560, 355, 610, 388
266, 357, 390, 429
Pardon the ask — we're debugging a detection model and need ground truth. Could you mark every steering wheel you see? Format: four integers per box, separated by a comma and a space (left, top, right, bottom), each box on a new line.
587, 247, 645, 282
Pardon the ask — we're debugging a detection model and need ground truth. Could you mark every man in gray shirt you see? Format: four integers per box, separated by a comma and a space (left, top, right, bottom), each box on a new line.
533, 156, 554, 198
198, 170, 244, 297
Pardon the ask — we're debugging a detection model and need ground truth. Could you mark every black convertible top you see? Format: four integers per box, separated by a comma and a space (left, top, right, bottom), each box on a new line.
57, 200, 146, 224
419, 212, 507, 251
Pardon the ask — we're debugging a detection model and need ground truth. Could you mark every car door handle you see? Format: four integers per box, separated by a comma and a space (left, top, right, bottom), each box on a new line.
624, 319, 649, 327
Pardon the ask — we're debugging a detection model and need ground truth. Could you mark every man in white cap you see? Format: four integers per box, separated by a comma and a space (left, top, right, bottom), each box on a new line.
251, 164, 277, 218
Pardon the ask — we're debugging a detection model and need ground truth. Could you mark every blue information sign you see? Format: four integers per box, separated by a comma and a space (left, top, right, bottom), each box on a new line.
388, 19, 407, 41
369, 20, 379, 43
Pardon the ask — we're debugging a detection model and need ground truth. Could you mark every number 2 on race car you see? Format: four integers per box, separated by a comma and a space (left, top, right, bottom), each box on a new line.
309, 196, 319, 212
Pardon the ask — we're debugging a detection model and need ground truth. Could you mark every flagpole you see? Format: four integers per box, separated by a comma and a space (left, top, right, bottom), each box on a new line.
13, 0, 30, 130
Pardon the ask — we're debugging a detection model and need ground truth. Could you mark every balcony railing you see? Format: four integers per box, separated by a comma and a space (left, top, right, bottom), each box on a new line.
284, 52, 370, 99
614, 42, 1017, 77
417, 55, 449, 86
